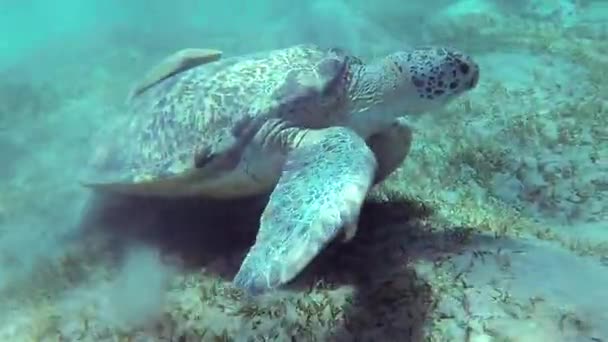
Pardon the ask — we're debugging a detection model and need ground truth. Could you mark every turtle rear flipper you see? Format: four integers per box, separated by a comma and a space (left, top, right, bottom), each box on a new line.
129, 48, 223, 98
233, 127, 377, 295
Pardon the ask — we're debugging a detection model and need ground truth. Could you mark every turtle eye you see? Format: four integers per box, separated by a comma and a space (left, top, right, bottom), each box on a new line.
459, 63, 470, 75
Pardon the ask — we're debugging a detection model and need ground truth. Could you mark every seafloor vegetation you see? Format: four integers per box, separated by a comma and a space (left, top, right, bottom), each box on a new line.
0, 0, 606, 341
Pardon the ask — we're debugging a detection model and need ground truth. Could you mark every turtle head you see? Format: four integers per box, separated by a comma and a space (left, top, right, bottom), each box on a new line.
380, 46, 479, 115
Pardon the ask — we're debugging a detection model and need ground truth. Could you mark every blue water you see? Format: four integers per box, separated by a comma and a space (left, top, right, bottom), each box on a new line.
0, 0, 606, 340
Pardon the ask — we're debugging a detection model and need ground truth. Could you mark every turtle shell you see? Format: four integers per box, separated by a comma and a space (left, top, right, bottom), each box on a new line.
81, 44, 352, 196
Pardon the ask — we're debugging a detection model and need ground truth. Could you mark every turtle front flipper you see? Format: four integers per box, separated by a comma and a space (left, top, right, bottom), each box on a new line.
233, 127, 378, 295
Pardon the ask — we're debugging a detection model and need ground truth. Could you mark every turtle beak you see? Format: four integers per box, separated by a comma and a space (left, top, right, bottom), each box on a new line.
467, 65, 480, 90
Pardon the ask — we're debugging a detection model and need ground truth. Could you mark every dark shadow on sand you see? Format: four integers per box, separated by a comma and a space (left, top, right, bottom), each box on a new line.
76, 191, 499, 341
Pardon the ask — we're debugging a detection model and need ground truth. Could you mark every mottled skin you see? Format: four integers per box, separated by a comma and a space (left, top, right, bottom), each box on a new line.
84, 44, 479, 295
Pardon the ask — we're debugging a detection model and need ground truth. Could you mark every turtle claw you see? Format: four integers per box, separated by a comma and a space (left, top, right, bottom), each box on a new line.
342, 222, 359, 243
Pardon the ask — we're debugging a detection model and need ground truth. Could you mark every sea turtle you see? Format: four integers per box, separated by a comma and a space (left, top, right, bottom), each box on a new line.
83, 44, 479, 295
